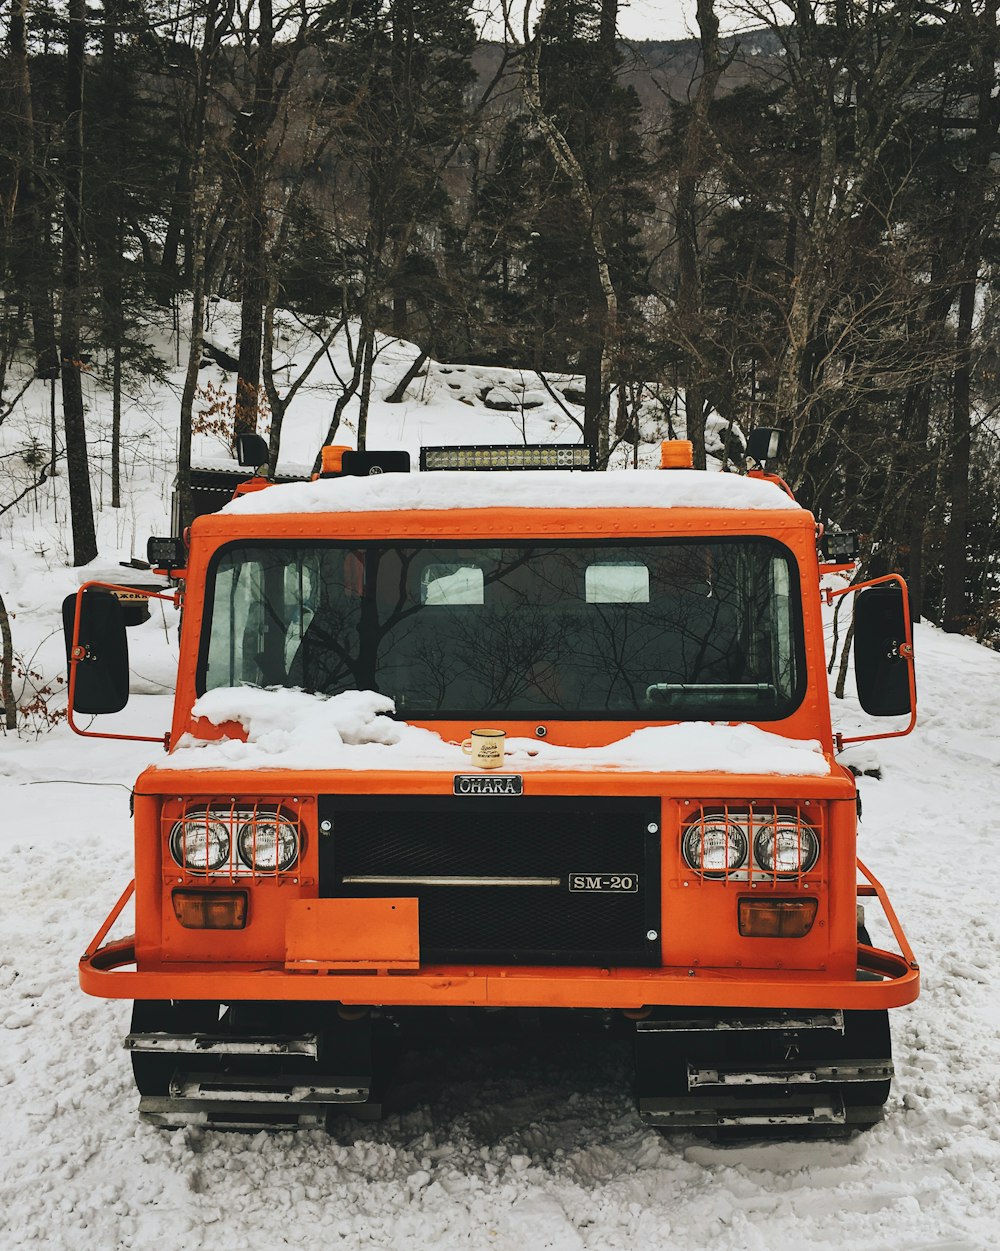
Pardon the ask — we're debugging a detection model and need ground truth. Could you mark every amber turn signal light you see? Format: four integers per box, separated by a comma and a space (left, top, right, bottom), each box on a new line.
738, 897, 818, 938
172, 889, 248, 930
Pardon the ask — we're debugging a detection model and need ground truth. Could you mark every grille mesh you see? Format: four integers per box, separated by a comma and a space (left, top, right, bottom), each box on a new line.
319, 796, 661, 966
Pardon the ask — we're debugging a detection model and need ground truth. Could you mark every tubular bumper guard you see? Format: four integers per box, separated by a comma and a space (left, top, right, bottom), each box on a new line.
79, 859, 919, 1010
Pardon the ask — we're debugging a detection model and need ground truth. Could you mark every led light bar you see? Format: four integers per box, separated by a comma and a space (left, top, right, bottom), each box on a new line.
420, 444, 594, 471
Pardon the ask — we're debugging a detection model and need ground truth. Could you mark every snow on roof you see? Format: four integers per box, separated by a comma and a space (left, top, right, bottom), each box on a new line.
154, 687, 830, 776
219, 468, 801, 517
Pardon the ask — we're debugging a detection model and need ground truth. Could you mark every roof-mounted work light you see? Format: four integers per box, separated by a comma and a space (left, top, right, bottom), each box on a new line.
147, 536, 186, 572
420, 444, 594, 471
820, 531, 860, 564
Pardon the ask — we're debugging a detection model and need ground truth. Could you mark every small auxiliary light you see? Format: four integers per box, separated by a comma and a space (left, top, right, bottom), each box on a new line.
172, 889, 248, 930
738, 897, 817, 938
420, 444, 593, 471
659, 439, 694, 469
146, 536, 186, 571
820, 531, 860, 563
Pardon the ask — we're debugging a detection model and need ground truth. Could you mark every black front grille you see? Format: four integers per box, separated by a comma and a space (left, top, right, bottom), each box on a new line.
318, 796, 661, 966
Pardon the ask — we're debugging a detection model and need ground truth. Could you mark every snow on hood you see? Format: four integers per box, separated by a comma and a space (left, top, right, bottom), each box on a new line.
154, 687, 830, 775
219, 468, 800, 517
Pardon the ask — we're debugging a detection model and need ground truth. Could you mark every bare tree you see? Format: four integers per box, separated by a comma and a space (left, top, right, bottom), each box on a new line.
509, 0, 621, 464
176, 0, 238, 532
674, 0, 723, 470
61, 0, 97, 566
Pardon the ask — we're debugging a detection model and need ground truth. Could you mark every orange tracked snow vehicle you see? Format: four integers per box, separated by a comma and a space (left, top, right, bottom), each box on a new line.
66, 433, 918, 1131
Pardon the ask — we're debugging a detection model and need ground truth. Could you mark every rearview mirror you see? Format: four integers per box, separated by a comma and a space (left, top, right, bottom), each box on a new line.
62, 590, 130, 715
853, 585, 913, 717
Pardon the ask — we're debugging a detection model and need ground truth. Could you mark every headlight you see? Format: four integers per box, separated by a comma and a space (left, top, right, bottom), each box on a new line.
754, 821, 820, 875
237, 814, 299, 873
170, 813, 231, 872
682, 816, 749, 875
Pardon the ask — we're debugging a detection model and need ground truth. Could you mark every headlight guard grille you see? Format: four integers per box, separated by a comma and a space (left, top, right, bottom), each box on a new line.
680, 803, 822, 883
164, 798, 304, 879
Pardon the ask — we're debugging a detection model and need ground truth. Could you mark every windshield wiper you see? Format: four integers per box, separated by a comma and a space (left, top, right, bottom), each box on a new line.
645, 683, 777, 707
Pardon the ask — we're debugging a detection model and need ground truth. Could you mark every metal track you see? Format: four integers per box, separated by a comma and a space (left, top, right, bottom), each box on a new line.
128, 1001, 381, 1130
635, 1008, 893, 1132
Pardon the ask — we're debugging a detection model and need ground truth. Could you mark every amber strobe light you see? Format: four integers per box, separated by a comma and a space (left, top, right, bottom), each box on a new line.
660, 439, 694, 469
738, 897, 818, 938
172, 889, 248, 929
320, 444, 353, 476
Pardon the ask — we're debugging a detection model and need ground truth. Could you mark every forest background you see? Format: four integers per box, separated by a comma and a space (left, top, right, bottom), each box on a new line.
2, 0, 1000, 654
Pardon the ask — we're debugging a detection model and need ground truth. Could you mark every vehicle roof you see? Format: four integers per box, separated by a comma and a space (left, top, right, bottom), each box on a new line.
217, 469, 803, 519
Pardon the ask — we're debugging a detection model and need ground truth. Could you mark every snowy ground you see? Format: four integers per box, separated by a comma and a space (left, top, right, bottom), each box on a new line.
2, 625, 1000, 1250
2, 306, 1000, 1248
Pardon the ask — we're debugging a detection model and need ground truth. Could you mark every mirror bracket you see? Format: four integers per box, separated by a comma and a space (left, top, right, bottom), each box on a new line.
827, 573, 917, 749
66, 581, 177, 747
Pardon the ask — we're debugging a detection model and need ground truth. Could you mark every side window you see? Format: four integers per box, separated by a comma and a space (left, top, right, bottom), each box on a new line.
769, 555, 796, 697
206, 554, 267, 688
421, 563, 485, 605
585, 563, 649, 604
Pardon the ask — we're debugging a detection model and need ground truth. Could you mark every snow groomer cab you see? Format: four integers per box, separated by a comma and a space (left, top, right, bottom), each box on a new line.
65, 431, 919, 1133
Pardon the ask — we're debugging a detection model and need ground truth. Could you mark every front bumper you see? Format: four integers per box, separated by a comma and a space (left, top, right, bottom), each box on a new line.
80, 862, 918, 1010
82, 936, 918, 1009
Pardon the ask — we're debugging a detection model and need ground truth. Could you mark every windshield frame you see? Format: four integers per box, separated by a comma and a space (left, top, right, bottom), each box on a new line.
196, 535, 808, 723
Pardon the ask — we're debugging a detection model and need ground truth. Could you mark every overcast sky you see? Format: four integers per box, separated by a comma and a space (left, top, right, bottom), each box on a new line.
618, 0, 697, 40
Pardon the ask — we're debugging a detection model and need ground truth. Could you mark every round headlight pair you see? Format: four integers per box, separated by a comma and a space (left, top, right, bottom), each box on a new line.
682, 811, 819, 877
170, 809, 298, 874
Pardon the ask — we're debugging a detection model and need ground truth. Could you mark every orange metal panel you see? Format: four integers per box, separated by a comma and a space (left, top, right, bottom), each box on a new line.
285, 897, 420, 970
136, 767, 853, 800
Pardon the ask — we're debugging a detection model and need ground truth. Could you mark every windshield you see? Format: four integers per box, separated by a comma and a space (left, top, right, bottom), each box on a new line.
201, 539, 804, 720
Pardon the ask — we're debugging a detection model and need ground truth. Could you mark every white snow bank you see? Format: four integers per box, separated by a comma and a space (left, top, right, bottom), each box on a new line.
220, 468, 801, 517
153, 686, 830, 775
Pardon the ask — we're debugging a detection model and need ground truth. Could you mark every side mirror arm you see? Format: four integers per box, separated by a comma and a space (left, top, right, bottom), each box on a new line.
826, 573, 917, 750
67, 581, 178, 747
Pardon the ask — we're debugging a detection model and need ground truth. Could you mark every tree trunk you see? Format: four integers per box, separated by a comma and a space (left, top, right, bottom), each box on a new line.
674, 0, 722, 471
234, 0, 279, 438
159, 156, 191, 299
8, 0, 59, 380
177, 0, 235, 531
61, 0, 98, 566
0, 589, 16, 731
521, 1, 620, 465
941, 277, 975, 632
356, 325, 377, 451
99, 2, 125, 509
385, 350, 428, 403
